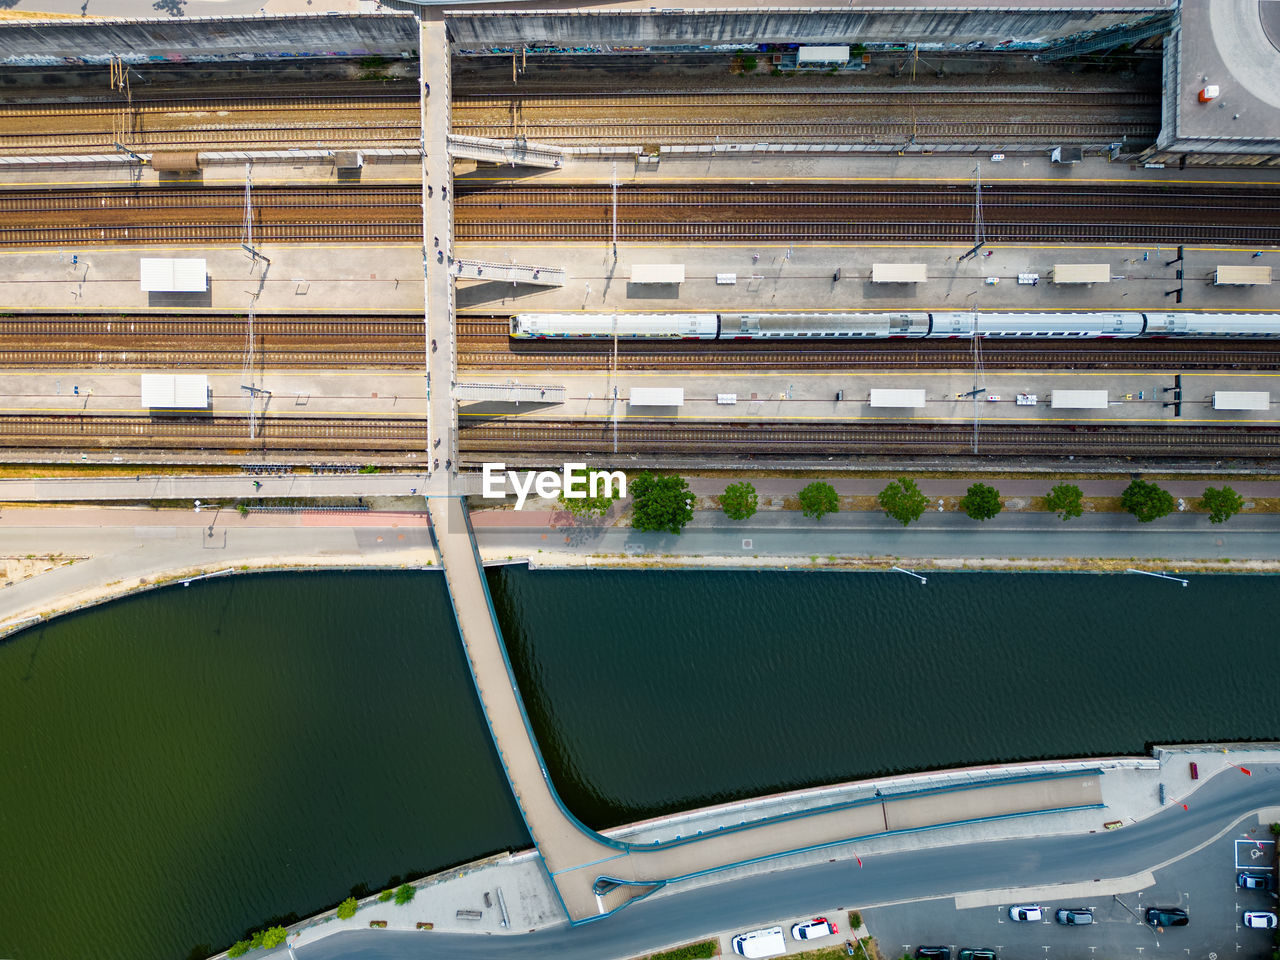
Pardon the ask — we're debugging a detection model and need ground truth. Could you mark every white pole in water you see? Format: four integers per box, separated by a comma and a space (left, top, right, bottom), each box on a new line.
891, 565, 927, 584
1126, 568, 1189, 586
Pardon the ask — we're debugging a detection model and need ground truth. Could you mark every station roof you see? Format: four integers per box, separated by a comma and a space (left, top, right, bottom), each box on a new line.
1213, 391, 1270, 410
871, 263, 927, 283
628, 386, 684, 406
141, 374, 209, 409
1051, 263, 1110, 284
1051, 389, 1109, 409
1215, 265, 1271, 285
869, 388, 926, 408
630, 264, 685, 284
140, 258, 207, 293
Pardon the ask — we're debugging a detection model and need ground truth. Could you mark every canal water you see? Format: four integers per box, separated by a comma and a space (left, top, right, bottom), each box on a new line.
0, 572, 526, 960
2, 567, 1278, 960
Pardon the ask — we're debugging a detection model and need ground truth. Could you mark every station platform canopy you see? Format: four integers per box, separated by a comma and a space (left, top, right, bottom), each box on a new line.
1051, 264, 1110, 284
1214, 266, 1272, 286
140, 258, 207, 293
1051, 389, 1108, 409
869, 388, 926, 408
630, 264, 685, 284
871, 263, 927, 284
1213, 391, 1270, 411
141, 374, 209, 409
797, 45, 850, 64
455, 382, 565, 403
628, 387, 684, 406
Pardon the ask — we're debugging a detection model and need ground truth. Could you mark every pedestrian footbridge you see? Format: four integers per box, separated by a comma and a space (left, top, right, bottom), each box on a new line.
425, 494, 1107, 922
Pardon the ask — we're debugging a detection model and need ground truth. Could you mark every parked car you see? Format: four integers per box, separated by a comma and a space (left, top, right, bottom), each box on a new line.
1009, 905, 1043, 922
1146, 907, 1189, 927
959, 949, 996, 960
915, 948, 950, 960
1056, 908, 1094, 926
1244, 912, 1278, 929
1239, 871, 1277, 891
792, 918, 838, 940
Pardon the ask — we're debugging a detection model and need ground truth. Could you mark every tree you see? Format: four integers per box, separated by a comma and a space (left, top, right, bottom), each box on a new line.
556, 467, 617, 519
1200, 485, 1244, 524
394, 884, 416, 906
1121, 479, 1175, 523
377, 889, 394, 902
261, 927, 288, 949
797, 481, 839, 520
629, 472, 694, 534
336, 897, 358, 920
719, 481, 758, 521
1044, 482, 1084, 521
959, 482, 1002, 521
227, 942, 251, 959
877, 477, 929, 527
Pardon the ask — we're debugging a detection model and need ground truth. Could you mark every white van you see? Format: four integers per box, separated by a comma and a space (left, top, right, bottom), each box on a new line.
732, 926, 787, 959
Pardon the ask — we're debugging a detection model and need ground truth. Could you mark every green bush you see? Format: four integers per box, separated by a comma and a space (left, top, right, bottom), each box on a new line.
248, 930, 265, 949
960, 482, 1003, 521
378, 889, 394, 902
848, 909, 863, 930
394, 883, 416, 905
261, 927, 288, 949
1200, 485, 1244, 524
336, 896, 358, 920
227, 941, 251, 959
798, 481, 839, 520
1121, 479, 1175, 523
719, 481, 758, 521
1044, 482, 1083, 521
647, 940, 718, 960
236, 502, 249, 517
629, 472, 695, 534
358, 464, 380, 474
878, 477, 928, 527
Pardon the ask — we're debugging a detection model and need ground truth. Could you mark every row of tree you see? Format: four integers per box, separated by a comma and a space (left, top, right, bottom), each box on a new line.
560, 471, 1247, 534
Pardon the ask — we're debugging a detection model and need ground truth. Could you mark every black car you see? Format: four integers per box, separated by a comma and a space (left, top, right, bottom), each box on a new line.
959, 950, 996, 960
916, 948, 951, 960
1056, 909, 1094, 926
1146, 907, 1189, 927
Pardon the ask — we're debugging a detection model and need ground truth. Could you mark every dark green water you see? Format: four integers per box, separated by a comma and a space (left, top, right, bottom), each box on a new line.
488, 567, 1280, 829
0, 572, 527, 960
4, 568, 1279, 960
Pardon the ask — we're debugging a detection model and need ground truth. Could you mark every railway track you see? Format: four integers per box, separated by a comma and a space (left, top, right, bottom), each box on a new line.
456, 91, 1163, 109
0, 315, 424, 368
0, 414, 426, 450
459, 419, 1280, 458
459, 335, 1280, 371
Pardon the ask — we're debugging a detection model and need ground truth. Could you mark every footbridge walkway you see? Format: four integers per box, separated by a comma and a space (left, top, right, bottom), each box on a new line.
415, 16, 1104, 925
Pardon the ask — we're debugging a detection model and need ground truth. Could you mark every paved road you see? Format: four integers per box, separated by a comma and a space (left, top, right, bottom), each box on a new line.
273, 764, 1280, 960
478, 509, 1280, 562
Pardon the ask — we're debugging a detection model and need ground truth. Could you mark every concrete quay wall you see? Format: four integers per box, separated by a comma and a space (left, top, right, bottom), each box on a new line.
448, 8, 1163, 50
0, 14, 417, 65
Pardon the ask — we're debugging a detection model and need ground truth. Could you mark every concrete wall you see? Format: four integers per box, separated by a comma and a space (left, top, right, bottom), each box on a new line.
447, 8, 1165, 50
0, 13, 418, 65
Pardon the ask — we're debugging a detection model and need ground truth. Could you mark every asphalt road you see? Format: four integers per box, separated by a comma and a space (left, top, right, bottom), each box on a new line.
480, 510, 1280, 562
279, 764, 1280, 960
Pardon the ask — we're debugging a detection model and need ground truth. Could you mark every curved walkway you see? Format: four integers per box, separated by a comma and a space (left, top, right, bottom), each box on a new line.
428, 495, 1105, 923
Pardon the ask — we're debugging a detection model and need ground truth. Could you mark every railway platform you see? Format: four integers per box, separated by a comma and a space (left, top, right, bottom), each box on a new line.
0, 240, 1272, 317
455, 369, 1280, 427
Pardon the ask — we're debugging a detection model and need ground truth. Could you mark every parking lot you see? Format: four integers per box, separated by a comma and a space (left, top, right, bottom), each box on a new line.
862, 824, 1279, 960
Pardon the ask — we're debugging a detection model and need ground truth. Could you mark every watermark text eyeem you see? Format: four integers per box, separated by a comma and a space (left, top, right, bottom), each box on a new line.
481, 462, 627, 510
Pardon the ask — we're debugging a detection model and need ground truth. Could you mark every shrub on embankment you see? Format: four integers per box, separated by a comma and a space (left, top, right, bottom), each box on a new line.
645, 940, 718, 960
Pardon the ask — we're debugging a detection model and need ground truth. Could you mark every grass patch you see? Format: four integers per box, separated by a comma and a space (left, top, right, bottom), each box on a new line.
642, 940, 719, 960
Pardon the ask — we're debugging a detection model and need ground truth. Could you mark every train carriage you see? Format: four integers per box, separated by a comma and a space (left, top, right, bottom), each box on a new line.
510, 313, 718, 339
972, 312, 1145, 338
720, 312, 930, 339
1142, 313, 1280, 337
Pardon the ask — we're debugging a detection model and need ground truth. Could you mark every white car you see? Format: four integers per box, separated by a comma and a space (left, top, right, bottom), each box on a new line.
792, 917, 838, 940
1009, 905, 1043, 922
1244, 912, 1277, 929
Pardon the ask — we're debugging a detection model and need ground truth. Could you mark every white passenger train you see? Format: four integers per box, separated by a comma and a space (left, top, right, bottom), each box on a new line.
509, 312, 1280, 340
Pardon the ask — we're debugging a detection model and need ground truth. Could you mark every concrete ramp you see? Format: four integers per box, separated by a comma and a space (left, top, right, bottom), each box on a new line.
449, 134, 565, 169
